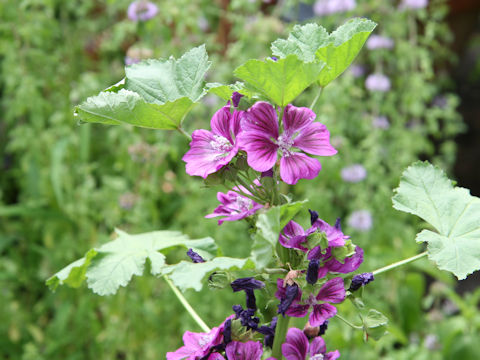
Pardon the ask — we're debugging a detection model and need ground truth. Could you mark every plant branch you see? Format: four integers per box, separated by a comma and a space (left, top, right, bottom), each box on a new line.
272, 315, 290, 360
336, 314, 363, 330
371, 251, 428, 276
163, 275, 210, 332
310, 87, 324, 110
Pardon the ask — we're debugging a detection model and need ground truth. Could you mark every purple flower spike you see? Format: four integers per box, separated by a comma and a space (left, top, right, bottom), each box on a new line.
277, 281, 300, 316
231, 278, 265, 311
231, 92, 244, 107
347, 210, 373, 231
187, 248, 205, 263
239, 102, 337, 185
205, 187, 263, 225
400, 0, 428, 9
341, 164, 367, 183
232, 305, 260, 330
127, 1, 158, 21
226, 341, 263, 360
282, 328, 340, 360
183, 106, 244, 179
366, 35, 394, 50
365, 74, 391, 92
314, 0, 356, 16
307, 260, 320, 285
349, 272, 374, 291
350, 64, 365, 78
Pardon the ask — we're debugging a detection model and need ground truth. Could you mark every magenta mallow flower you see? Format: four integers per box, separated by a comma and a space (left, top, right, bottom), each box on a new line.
282, 327, 340, 360
183, 106, 243, 178
205, 186, 263, 225
341, 164, 367, 183
313, 0, 356, 16
239, 102, 337, 185
225, 340, 263, 360
276, 278, 346, 326
365, 74, 391, 92
400, 0, 428, 9
366, 35, 394, 50
127, 1, 158, 21
347, 210, 373, 231
166, 321, 227, 360
310, 246, 364, 279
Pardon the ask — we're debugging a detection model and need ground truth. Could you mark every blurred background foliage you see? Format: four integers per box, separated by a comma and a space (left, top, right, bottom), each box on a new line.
1, 0, 479, 359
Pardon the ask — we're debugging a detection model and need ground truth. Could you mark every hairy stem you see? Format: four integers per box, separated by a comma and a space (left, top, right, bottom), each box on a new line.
163, 275, 210, 332
272, 315, 290, 360
177, 126, 192, 141
310, 87, 324, 110
371, 251, 428, 276
336, 314, 363, 330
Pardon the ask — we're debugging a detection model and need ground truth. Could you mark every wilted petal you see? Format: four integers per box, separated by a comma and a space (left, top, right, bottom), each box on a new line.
282, 328, 308, 360
316, 277, 345, 303
280, 153, 322, 185
293, 122, 337, 156
309, 303, 337, 326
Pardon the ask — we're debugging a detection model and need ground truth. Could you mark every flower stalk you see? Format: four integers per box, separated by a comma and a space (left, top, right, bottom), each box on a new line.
371, 251, 428, 276
271, 314, 290, 360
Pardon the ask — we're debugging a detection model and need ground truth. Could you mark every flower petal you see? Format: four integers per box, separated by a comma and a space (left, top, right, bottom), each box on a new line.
316, 277, 345, 303
282, 328, 308, 360
242, 101, 279, 139
309, 303, 337, 326
280, 153, 321, 185
226, 340, 263, 360
211, 106, 233, 142
286, 303, 310, 318
309, 336, 326, 357
293, 122, 337, 156
325, 350, 341, 360
166, 345, 192, 360
326, 246, 364, 273
283, 104, 315, 135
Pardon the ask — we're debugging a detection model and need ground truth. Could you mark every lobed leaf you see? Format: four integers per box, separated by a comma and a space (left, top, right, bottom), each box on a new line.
393, 161, 480, 279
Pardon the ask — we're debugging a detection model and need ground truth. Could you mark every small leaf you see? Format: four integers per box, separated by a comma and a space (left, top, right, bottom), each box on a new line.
161, 257, 254, 291
393, 161, 480, 279
75, 89, 194, 130
363, 309, 388, 341
46, 229, 217, 295
234, 55, 325, 106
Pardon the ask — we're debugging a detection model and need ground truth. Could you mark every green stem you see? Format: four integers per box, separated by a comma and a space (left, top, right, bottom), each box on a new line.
309, 87, 324, 110
177, 126, 192, 141
336, 314, 363, 330
272, 315, 290, 360
163, 276, 210, 332
371, 251, 428, 276
264, 268, 288, 274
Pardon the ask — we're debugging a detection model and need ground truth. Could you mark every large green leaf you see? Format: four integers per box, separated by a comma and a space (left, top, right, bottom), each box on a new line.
233, 55, 325, 107
47, 229, 217, 295
125, 45, 210, 104
250, 201, 306, 268
392, 161, 480, 279
160, 257, 254, 291
271, 19, 376, 87
75, 89, 194, 130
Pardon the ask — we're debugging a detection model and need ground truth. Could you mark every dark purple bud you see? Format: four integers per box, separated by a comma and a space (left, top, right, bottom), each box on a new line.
309, 209, 319, 225
245, 289, 257, 310
261, 169, 274, 178
277, 283, 299, 316
306, 259, 320, 285
318, 320, 329, 336
232, 305, 259, 330
231, 92, 244, 107
223, 319, 232, 344
270, 56, 278, 61
334, 217, 342, 230
231, 277, 265, 292
187, 248, 205, 263
257, 316, 277, 348
349, 272, 374, 292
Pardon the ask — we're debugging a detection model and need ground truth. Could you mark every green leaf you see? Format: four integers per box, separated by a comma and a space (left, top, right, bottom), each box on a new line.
250, 201, 306, 268
234, 55, 325, 106
271, 19, 377, 87
363, 309, 388, 341
125, 45, 210, 104
46, 229, 217, 295
160, 257, 254, 291
393, 161, 480, 279
75, 89, 194, 130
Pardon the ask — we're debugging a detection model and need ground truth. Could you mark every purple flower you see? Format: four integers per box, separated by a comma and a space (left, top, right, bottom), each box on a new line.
118, 193, 137, 210
313, 0, 356, 15
347, 210, 373, 231
277, 282, 300, 316
125, 56, 140, 66
313, 246, 364, 278
306, 260, 320, 285
257, 317, 277, 348
225, 341, 263, 360
309, 209, 319, 225
187, 248, 205, 263
309, 218, 349, 247
127, 1, 158, 21
232, 305, 260, 330
365, 74, 391, 92
231, 277, 265, 310
282, 327, 340, 360
239, 102, 337, 185
372, 116, 390, 129
349, 272, 374, 291
183, 106, 244, 178
350, 64, 366, 78
166, 322, 226, 360
400, 0, 428, 9
205, 187, 263, 225
231, 92, 244, 108
276, 278, 346, 327
341, 164, 367, 183
366, 35, 394, 50
279, 220, 310, 252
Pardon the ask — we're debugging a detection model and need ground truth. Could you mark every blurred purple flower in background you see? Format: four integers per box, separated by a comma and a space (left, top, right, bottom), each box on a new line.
341, 164, 367, 183
350, 64, 366, 78
400, 0, 428, 10
197, 16, 209, 32
118, 193, 137, 210
124, 47, 153, 66
347, 210, 373, 231
366, 35, 394, 50
127, 1, 158, 21
313, 0, 356, 16
365, 73, 391, 92
372, 115, 390, 129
